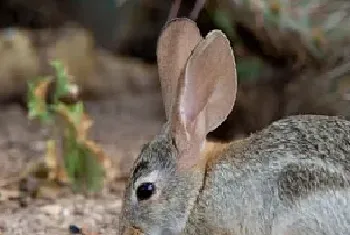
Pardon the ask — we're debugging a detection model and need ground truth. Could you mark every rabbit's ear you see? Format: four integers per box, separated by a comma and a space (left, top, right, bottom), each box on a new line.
157, 18, 203, 120
172, 29, 237, 169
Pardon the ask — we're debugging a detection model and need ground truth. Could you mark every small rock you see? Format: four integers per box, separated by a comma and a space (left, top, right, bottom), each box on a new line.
69, 224, 82, 234
113, 199, 123, 209
31, 141, 46, 151
40, 204, 62, 216
63, 207, 71, 216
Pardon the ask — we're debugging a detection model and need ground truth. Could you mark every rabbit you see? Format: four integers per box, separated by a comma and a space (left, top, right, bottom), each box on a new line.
119, 18, 350, 235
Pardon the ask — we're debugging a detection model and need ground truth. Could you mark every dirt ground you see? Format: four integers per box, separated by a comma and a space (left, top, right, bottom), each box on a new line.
0, 91, 164, 234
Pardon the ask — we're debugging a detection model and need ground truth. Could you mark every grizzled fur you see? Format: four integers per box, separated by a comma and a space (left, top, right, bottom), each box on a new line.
119, 18, 350, 235
120, 115, 350, 235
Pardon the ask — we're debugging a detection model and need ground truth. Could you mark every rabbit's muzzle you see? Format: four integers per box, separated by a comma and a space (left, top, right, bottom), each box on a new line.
121, 226, 143, 235
121, 226, 176, 235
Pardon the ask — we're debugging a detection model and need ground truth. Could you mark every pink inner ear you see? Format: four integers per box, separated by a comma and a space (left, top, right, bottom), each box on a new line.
175, 131, 203, 170
174, 107, 207, 170
181, 71, 212, 126
179, 102, 196, 130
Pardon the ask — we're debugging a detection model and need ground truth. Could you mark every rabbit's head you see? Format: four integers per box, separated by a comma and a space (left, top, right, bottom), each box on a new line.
120, 18, 237, 235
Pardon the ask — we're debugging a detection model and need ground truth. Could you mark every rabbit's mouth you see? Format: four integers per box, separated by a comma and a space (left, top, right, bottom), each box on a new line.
121, 226, 178, 235
121, 226, 144, 235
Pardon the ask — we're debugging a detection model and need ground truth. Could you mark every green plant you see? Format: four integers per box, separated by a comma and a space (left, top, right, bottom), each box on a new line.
27, 60, 106, 193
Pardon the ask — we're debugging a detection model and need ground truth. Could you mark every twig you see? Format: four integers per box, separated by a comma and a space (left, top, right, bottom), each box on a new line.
0, 176, 21, 188
167, 0, 206, 21
168, 0, 182, 20
189, 0, 206, 20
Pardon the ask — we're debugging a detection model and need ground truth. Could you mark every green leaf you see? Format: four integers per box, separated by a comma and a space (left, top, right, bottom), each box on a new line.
63, 127, 104, 193
78, 145, 104, 192
68, 102, 85, 124
64, 128, 80, 179
50, 60, 70, 103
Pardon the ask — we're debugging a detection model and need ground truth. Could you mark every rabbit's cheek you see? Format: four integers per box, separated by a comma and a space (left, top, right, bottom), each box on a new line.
137, 195, 162, 207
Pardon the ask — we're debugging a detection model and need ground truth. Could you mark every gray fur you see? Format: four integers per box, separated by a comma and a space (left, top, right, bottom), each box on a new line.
120, 115, 350, 235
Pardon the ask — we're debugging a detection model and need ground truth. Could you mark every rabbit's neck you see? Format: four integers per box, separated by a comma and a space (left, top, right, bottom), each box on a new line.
191, 140, 230, 170
203, 141, 230, 162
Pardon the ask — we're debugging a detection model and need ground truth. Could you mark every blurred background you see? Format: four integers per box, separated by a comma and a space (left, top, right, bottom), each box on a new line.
1, 0, 350, 233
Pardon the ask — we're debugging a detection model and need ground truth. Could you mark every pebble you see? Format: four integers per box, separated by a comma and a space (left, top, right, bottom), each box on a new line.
40, 204, 63, 216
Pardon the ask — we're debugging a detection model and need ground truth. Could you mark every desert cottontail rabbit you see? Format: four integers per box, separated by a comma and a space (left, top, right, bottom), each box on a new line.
119, 18, 350, 235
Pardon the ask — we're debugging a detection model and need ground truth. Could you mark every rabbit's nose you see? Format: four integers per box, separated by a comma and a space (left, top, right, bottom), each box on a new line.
121, 226, 144, 235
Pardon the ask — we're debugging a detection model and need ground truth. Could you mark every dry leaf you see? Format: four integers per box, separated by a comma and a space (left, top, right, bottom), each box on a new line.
34, 77, 53, 99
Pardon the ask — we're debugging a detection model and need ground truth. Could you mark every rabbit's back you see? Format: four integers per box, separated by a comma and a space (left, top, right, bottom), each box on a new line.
188, 115, 350, 235
272, 189, 350, 235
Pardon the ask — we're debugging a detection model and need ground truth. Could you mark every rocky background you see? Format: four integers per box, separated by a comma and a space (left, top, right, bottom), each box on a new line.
1, 0, 350, 234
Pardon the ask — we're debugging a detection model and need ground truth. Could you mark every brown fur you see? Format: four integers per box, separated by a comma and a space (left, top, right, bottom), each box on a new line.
198, 141, 230, 169
124, 227, 142, 235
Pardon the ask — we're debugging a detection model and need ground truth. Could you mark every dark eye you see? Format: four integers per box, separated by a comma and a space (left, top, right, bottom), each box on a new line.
136, 182, 156, 201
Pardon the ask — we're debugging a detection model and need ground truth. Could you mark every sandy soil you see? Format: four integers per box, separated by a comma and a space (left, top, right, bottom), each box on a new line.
0, 92, 164, 234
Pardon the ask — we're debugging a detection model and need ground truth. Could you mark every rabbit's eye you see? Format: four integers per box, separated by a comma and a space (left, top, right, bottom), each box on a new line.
136, 182, 156, 201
